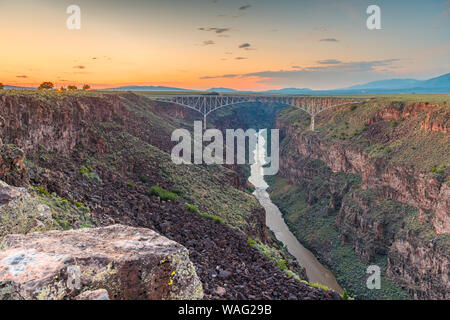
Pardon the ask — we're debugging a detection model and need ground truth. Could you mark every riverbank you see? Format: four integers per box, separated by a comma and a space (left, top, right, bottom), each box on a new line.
248, 132, 343, 294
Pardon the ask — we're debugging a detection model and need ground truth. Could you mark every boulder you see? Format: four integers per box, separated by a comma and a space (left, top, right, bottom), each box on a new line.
75, 289, 110, 300
0, 224, 203, 300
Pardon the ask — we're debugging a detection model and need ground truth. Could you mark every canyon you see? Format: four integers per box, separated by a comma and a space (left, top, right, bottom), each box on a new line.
0, 90, 448, 300
0, 90, 340, 300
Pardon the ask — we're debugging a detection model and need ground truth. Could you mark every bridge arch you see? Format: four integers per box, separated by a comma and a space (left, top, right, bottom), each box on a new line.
149, 95, 366, 131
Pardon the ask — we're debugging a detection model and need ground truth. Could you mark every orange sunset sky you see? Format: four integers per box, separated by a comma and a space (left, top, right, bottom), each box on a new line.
1, 0, 449, 90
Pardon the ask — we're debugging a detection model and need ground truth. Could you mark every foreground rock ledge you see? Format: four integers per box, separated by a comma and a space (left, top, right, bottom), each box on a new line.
0, 225, 203, 300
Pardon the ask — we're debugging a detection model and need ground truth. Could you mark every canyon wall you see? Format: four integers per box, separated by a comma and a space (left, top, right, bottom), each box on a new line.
274, 101, 449, 299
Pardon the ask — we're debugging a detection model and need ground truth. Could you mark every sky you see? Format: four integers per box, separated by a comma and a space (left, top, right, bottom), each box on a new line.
0, 0, 449, 90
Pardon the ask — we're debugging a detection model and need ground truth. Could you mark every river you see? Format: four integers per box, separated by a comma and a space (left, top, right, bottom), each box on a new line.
248, 131, 343, 294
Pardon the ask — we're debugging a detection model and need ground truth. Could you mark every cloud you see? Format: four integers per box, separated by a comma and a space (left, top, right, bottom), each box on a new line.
235, 57, 248, 60
202, 40, 215, 46
91, 56, 111, 61
317, 59, 342, 65
238, 5, 251, 10
198, 27, 230, 34
16, 75, 28, 78
238, 43, 255, 50
200, 74, 239, 79
291, 66, 301, 69
246, 59, 399, 76
199, 59, 401, 89
319, 38, 339, 42
73, 65, 85, 69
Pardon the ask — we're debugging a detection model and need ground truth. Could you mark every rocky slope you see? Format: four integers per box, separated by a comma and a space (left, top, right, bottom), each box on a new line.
0, 90, 338, 300
271, 97, 449, 299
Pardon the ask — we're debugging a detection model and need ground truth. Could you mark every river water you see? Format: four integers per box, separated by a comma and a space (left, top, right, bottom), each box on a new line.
248, 131, 343, 294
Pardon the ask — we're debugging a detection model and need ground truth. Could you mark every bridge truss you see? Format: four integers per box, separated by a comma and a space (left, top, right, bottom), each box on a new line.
149, 95, 366, 130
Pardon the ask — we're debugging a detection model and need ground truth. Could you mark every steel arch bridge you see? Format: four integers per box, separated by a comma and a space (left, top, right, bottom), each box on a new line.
149, 95, 367, 130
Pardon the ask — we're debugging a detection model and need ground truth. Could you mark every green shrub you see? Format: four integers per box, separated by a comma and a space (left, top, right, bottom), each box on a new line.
199, 213, 224, 224
126, 182, 134, 188
350, 105, 358, 111
284, 269, 301, 281
309, 282, 330, 291
432, 165, 446, 174
36, 186, 50, 197
139, 175, 148, 183
170, 188, 183, 196
147, 185, 179, 201
79, 165, 102, 183
276, 258, 287, 271
247, 237, 256, 247
79, 166, 90, 175
185, 202, 199, 213
74, 201, 84, 208
341, 290, 351, 300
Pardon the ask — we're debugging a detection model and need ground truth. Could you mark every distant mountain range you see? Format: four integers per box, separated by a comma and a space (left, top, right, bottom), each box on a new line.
343, 73, 450, 93
3, 73, 449, 94
102, 73, 449, 94
206, 87, 238, 93
4, 85, 35, 90
262, 88, 314, 95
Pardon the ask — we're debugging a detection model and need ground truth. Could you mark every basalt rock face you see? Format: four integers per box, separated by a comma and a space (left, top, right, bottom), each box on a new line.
387, 235, 449, 300
0, 225, 204, 300
275, 108, 449, 299
0, 93, 125, 154
0, 144, 28, 187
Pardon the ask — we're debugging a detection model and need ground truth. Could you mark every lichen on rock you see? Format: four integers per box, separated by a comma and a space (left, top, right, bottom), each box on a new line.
0, 180, 56, 239
0, 224, 203, 300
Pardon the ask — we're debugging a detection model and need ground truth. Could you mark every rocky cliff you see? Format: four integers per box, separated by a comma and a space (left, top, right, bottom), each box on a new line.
272, 98, 449, 299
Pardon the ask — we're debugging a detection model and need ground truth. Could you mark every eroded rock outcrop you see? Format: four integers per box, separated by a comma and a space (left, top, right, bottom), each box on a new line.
0, 225, 203, 300
388, 235, 449, 300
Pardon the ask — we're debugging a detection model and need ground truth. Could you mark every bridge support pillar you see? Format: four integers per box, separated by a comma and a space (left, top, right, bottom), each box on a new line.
310, 115, 315, 131
203, 114, 207, 129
